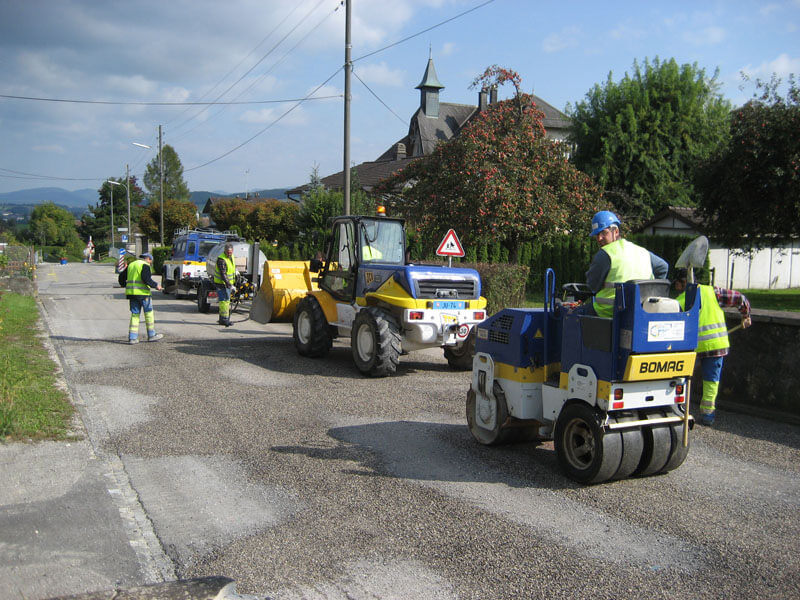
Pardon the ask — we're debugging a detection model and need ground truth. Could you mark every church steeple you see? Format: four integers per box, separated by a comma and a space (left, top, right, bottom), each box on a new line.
415, 53, 444, 118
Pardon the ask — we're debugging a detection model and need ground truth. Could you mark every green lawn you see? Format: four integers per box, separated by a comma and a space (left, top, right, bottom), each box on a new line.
0, 292, 75, 440
740, 288, 800, 312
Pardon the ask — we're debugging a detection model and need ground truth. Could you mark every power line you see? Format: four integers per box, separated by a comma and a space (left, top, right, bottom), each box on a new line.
170, 0, 341, 144
184, 68, 342, 173
353, 0, 496, 63
164, 0, 311, 128
352, 68, 407, 125
0, 93, 341, 106
169, 0, 331, 134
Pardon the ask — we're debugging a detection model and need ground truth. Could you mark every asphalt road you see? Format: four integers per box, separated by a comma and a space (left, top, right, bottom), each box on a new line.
29, 262, 800, 598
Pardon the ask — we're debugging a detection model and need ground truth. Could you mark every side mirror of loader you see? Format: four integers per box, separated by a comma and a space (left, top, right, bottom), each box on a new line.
309, 258, 323, 273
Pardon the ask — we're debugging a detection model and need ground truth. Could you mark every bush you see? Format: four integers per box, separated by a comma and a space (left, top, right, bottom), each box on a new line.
152, 246, 172, 275
463, 262, 530, 315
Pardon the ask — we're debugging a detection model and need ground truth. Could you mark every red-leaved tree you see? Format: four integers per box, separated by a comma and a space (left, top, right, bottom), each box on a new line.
376, 66, 603, 261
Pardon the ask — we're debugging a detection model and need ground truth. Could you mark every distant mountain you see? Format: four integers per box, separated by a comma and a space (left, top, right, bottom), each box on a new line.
0, 187, 97, 208
0, 186, 292, 213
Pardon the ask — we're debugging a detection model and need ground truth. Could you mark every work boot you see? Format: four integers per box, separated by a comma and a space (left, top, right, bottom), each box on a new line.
148, 333, 164, 342
128, 338, 139, 345
699, 411, 715, 426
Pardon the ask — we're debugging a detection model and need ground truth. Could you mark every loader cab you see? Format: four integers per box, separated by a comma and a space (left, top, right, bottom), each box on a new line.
317, 216, 406, 302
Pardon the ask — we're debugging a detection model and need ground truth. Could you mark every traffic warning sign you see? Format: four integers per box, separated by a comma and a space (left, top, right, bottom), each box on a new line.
436, 229, 465, 257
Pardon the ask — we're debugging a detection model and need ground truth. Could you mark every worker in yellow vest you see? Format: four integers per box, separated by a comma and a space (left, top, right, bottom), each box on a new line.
585, 211, 668, 317
674, 269, 751, 426
119, 253, 163, 344
214, 243, 237, 327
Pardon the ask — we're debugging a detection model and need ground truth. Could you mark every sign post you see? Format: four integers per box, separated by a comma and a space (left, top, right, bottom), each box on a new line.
117, 248, 126, 274
436, 229, 465, 267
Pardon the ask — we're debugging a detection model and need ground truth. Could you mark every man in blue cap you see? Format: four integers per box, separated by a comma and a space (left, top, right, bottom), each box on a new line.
118, 252, 164, 344
584, 210, 668, 317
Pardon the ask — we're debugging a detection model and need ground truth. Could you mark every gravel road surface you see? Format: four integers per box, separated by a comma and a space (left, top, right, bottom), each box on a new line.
33, 262, 800, 599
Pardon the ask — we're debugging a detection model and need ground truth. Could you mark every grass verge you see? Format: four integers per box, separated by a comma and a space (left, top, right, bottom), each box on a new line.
740, 288, 800, 312
0, 292, 75, 440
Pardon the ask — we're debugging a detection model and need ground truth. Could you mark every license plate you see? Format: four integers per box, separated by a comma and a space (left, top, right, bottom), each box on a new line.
433, 300, 465, 310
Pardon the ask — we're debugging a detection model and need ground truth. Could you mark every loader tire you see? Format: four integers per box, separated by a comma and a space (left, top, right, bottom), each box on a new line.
634, 411, 672, 477
444, 328, 476, 371
351, 307, 401, 377
293, 296, 332, 358
466, 382, 514, 446
555, 402, 622, 485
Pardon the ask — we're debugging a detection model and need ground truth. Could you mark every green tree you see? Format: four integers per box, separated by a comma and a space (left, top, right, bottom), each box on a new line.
250, 199, 300, 245
79, 177, 146, 248
377, 66, 603, 261
27, 202, 84, 256
209, 198, 253, 235
568, 57, 731, 220
296, 166, 375, 255
138, 198, 197, 244
143, 144, 190, 204
696, 75, 800, 249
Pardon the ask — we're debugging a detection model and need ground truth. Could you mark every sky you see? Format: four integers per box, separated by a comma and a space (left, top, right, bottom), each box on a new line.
0, 0, 799, 197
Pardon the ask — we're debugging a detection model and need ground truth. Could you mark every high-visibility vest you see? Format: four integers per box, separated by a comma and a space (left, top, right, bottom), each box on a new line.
125, 260, 151, 296
214, 253, 236, 285
678, 284, 729, 353
593, 239, 653, 317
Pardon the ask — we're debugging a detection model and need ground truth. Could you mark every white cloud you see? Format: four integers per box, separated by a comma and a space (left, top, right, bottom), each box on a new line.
240, 103, 308, 127
241, 107, 278, 124
106, 75, 157, 97
740, 53, 800, 81
32, 144, 65, 154
16, 52, 77, 90
542, 27, 580, 53
683, 25, 726, 46
759, 3, 781, 17
441, 42, 456, 56
354, 62, 405, 87
162, 87, 191, 103
116, 121, 142, 138
609, 20, 646, 41
306, 84, 342, 101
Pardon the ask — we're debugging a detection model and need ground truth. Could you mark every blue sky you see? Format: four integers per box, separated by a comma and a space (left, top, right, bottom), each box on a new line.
0, 0, 798, 196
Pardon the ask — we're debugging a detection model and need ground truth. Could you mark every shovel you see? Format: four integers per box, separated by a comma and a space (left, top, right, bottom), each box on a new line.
675, 235, 709, 446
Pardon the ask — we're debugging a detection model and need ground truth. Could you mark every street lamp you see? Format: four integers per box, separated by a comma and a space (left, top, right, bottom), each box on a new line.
132, 139, 163, 246
105, 180, 119, 252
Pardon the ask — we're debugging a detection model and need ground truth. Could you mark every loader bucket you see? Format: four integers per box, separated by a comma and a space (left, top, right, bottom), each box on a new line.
249, 260, 317, 323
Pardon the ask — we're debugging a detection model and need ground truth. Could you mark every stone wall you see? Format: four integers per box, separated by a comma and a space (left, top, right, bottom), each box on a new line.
691, 308, 800, 423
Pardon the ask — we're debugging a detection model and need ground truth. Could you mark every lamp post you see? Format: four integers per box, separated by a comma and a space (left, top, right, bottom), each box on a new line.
106, 180, 119, 252
132, 139, 163, 245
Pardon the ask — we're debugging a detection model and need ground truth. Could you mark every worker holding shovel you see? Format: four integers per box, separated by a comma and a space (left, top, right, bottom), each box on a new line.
674, 268, 752, 426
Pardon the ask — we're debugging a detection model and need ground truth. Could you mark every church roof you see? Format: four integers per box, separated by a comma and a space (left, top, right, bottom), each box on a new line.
415, 57, 444, 90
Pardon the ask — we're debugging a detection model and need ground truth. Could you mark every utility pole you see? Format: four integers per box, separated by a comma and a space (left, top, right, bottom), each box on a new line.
108, 183, 115, 251
126, 164, 131, 250
342, 0, 351, 215
159, 125, 164, 246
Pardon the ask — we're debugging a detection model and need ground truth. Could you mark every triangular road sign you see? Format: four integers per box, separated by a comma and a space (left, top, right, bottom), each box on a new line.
436, 229, 465, 257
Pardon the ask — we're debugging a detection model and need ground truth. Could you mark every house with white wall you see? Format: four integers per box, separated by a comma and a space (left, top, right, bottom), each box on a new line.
638, 206, 800, 290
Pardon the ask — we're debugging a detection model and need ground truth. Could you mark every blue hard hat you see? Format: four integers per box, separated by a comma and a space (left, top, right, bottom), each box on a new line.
590, 211, 621, 237
139, 253, 154, 260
